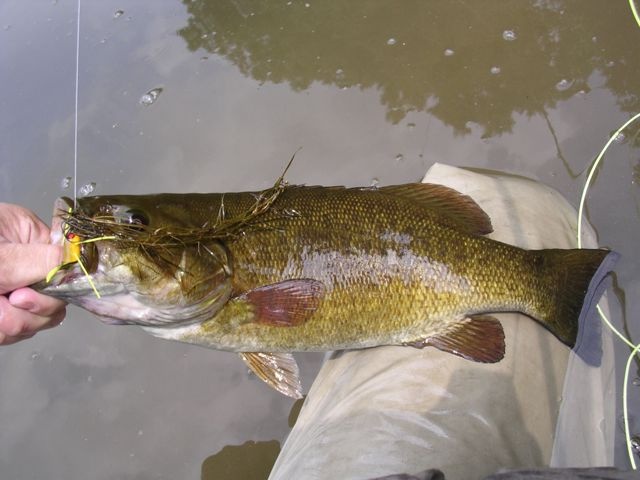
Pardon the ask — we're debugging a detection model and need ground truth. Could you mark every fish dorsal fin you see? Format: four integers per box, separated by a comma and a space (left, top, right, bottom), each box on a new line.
239, 352, 303, 399
406, 314, 505, 363
242, 279, 325, 327
378, 183, 493, 235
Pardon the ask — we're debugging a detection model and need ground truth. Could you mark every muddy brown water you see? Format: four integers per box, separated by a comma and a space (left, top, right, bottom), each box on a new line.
1, 1, 639, 478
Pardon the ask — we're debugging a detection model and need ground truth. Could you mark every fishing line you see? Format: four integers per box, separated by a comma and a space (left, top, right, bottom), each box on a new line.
577, 8, 640, 466
73, 0, 81, 208
630, 0, 640, 28
577, 111, 640, 470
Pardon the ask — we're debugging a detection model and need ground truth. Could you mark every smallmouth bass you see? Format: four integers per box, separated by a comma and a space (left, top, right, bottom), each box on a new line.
34, 182, 617, 398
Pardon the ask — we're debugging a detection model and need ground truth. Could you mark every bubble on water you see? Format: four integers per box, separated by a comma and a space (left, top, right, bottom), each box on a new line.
407, 122, 416, 129
490, 66, 501, 75
112, 123, 119, 129
100, 38, 107, 44
305, 2, 310, 7
632, 435, 640, 456
386, 38, 397, 46
114, 9, 124, 19
502, 30, 517, 41
633, 377, 640, 387
606, 60, 615, 68
612, 132, 625, 143
139, 87, 163, 106
61, 176, 72, 189
444, 48, 455, 57
87, 375, 93, 383
555, 78, 574, 91
137, 429, 144, 436
30, 352, 40, 360
78, 182, 96, 197
370, 177, 380, 188
394, 154, 404, 163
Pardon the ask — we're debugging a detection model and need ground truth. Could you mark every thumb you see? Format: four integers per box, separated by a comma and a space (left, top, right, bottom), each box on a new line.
0, 243, 63, 294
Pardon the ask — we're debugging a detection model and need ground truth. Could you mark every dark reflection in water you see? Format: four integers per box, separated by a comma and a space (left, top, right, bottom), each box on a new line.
201, 440, 280, 480
177, 0, 640, 137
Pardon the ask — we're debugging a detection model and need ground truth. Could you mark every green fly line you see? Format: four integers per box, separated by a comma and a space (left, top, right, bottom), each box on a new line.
630, 0, 640, 28
575, 4, 640, 467
578, 110, 640, 469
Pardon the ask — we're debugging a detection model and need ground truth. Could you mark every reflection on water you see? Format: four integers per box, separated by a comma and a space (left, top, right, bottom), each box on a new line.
178, 0, 640, 136
201, 440, 280, 480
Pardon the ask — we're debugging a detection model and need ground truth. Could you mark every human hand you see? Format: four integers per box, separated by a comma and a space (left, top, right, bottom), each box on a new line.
0, 203, 66, 345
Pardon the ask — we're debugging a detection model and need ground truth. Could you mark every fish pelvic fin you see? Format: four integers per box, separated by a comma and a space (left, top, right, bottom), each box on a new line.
378, 183, 493, 235
532, 249, 618, 366
405, 315, 505, 363
240, 352, 303, 399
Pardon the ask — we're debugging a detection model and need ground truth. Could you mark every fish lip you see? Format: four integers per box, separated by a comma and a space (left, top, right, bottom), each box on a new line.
35, 274, 125, 299
34, 263, 124, 300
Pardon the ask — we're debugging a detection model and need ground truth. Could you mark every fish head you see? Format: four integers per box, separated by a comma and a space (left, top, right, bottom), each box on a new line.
34, 196, 233, 327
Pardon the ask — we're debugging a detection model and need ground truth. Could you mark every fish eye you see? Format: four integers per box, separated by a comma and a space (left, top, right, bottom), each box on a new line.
108, 206, 150, 228
123, 209, 149, 227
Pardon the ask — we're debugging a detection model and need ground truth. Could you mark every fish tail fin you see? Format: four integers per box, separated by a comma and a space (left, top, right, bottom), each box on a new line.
535, 249, 618, 366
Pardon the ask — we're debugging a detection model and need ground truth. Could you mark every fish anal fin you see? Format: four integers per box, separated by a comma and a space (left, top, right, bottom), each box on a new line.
243, 279, 324, 327
379, 183, 493, 235
240, 352, 303, 399
418, 314, 505, 363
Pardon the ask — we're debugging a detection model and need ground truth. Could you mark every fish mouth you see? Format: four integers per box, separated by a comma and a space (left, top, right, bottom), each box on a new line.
33, 265, 125, 300
33, 196, 125, 300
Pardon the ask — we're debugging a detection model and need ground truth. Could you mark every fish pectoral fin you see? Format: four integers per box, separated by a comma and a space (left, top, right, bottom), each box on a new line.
418, 314, 505, 363
242, 279, 324, 327
239, 352, 303, 399
378, 183, 493, 235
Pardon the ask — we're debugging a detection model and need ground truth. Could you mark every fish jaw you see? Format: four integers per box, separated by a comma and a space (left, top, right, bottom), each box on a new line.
34, 261, 159, 325
36, 258, 234, 327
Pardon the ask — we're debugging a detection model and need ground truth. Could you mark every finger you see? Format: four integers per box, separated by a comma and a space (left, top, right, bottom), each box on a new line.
0, 203, 52, 244
0, 295, 66, 340
0, 243, 63, 294
9, 287, 67, 318
0, 330, 36, 347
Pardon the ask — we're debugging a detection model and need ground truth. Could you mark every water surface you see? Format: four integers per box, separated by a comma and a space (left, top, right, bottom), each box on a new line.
1, 1, 639, 477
